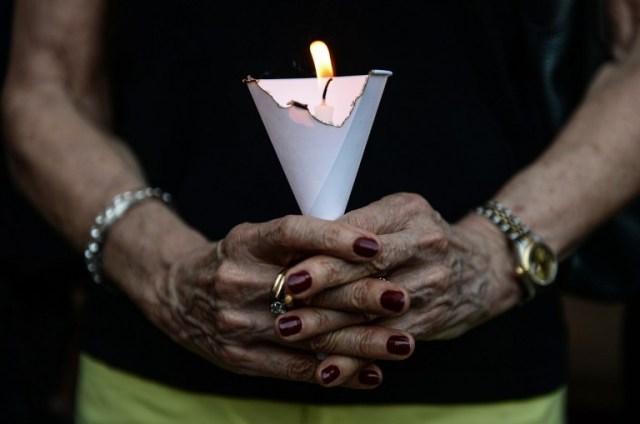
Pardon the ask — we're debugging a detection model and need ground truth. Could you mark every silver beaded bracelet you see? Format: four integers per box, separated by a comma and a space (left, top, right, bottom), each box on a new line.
84, 187, 173, 285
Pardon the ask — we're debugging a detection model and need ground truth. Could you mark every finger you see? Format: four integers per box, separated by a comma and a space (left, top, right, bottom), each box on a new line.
275, 308, 371, 340
342, 363, 384, 389
315, 356, 383, 389
215, 340, 385, 389
238, 215, 382, 262
338, 193, 422, 233
220, 342, 320, 383
309, 277, 409, 315
279, 194, 447, 309
284, 248, 412, 302
282, 255, 380, 298
276, 317, 414, 360
275, 281, 408, 340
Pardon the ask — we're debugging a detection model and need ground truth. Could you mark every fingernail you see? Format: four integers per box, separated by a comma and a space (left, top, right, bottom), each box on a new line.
358, 369, 381, 386
353, 237, 379, 258
387, 335, 411, 355
286, 271, 312, 294
278, 316, 302, 336
381, 290, 405, 312
321, 365, 340, 384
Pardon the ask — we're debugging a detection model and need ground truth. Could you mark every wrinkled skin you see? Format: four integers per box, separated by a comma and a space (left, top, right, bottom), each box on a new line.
276, 193, 521, 351
144, 213, 414, 389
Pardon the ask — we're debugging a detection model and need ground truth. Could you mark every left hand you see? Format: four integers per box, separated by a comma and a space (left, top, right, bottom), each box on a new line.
279, 192, 522, 341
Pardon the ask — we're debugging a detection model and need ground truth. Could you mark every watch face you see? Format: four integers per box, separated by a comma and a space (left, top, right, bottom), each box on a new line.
522, 242, 558, 286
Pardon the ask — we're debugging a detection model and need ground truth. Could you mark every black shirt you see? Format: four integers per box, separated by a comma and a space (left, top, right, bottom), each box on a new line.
82, 0, 601, 403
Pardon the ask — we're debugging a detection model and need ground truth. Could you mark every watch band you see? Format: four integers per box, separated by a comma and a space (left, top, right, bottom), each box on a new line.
473, 200, 556, 303
474, 200, 531, 242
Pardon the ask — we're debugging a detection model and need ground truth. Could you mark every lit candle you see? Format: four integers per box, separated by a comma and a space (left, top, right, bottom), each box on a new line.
310, 40, 334, 124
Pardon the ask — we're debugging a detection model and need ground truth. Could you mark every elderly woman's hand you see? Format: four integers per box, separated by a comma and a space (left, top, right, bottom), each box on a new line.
279, 193, 521, 344
140, 213, 413, 389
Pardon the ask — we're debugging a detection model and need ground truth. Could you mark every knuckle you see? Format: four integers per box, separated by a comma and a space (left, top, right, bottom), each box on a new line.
309, 328, 378, 358
309, 308, 332, 331
353, 328, 378, 358
212, 310, 246, 337
258, 215, 298, 247
309, 332, 338, 353
369, 250, 394, 275
282, 356, 317, 381
364, 238, 395, 270
341, 213, 373, 231
276, 214, 303, 241
227, 222, 253, 240
422, 228, 451, 253
224, 222, 254, 253
428, 265, 455, 294
398, 192, 429, 211
317, 258, 343, 285
347, 282, 371, 309
319, 225, 341, 249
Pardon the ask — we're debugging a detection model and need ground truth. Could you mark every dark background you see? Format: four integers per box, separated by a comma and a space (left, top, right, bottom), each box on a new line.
0, 1, 635, 423
1, 2, 85, 423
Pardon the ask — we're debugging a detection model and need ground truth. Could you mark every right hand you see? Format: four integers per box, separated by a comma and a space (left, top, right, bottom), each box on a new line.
275, 193, 518, 343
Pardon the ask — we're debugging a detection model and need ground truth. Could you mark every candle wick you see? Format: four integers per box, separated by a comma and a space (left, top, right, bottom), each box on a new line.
322, 77, 333, 101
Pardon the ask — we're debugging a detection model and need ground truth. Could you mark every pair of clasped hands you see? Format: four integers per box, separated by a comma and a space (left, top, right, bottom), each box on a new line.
160, 193, 519, 389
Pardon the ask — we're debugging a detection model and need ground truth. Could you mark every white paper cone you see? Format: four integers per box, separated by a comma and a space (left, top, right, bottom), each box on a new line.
246, 70, 392, 220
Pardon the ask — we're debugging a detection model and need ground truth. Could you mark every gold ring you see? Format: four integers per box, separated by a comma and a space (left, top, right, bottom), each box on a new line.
269, 268, 294, 316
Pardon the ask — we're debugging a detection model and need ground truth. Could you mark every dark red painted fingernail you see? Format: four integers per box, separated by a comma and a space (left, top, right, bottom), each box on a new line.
380, 290, 404, 312
278, 316, 302, 336
286, 271, 312, 294
321, 365, 340, 384
381, 290, 405, 312
353, 237, 379, 258
387, 335, 411, 355
358, 369, 381, 386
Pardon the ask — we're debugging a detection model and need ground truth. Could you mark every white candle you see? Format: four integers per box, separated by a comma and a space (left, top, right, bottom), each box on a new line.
310, 41, 334, 124
314, 100, 334, 124
314, 77, 334, 124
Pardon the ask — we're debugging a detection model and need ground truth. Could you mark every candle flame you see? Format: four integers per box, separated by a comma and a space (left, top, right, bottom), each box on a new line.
310, 40, 334, 82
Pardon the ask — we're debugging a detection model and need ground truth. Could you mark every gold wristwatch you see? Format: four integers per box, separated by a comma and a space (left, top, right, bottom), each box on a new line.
474, 201, 558, 302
